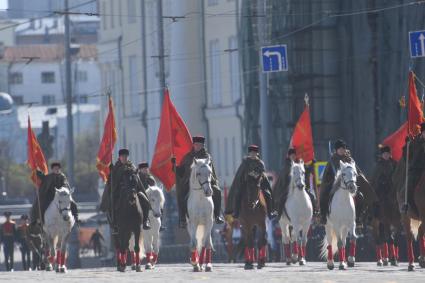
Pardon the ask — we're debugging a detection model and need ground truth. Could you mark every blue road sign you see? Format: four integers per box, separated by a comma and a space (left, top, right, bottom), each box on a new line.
409, 30, 425, 58
261, 45, 288, 72
314, 161, 327, 186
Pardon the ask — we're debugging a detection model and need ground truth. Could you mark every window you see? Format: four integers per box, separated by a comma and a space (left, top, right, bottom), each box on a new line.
76, 71, 88, 82
42, 95, 55, 105
129, 55, 140, 114
12, 95, 23, 105
127, 0, 137, 24
73, 95, 88, 104
208, 0, 219, 6
228, 36, 240, 102
110, 0, 114, 28
41, 72, 55, 83
9, 72, 23, 84
209, 39, 221, 106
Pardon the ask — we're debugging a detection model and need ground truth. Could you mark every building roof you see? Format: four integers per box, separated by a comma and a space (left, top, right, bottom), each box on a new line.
1, 44, 97, 62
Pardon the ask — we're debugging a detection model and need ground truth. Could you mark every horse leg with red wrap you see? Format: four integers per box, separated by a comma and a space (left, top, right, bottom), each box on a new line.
347, 237, 356, 267
199, 247, 206, 266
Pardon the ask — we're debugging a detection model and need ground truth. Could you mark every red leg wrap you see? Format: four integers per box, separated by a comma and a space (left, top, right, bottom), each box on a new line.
292, 242, 299, 255
152, 253, 158, 264
382, 243, 389, 259
339, 247, 346, 262
131, 251, 135, 265
61, 253, 66, 266
191, 250, 199, 264
199, 247, 206, 265
389, 243, 395, 259
407, 239, 414, 264
420, 236, 425, 256
376, 245, 382, 261
244, 247, 252, 263
259, 246, 267, 260
284, 244, 291, 259
206, 249, 212, 264
251, 248, 256, 262
327, 245, 333, 261
135, 252, 140, 265
56, 250, 61, 266
350, 240, 356, 257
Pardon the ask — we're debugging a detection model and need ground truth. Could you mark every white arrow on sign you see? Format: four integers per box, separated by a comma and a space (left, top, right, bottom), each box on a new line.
264, 50, 283, 70
419, 33, 425, 56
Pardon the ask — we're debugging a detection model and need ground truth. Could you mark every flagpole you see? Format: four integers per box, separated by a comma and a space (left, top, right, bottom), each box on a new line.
107, 89, 115, 231
166, 88, 177, 190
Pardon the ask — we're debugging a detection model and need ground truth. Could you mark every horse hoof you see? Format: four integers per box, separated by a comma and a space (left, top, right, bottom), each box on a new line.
145, 263, 152, 270
347, 256, 355, 267
55, 267, 60, 273
327, 261, 334, 270
119, 265, 126, 272
131, 264, 136, 270
390, 259, 399, 267
383, 258, 389, 266
46, 264, 53, 272
136, 265, 142, 272
286, 261, 291, 266
60, 266, 67, 273
205, 264, 212, 272
291, 254, 299, 264
339, 262, 347, 270
257, 260, 266, 269
193, 264, 201, 272
244, 262, 254, 270
377, 260, 383, 267
408, 263, 415, 271
299, 258, 306, 266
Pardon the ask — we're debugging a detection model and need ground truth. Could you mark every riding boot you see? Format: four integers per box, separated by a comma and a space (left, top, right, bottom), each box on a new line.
138, 195, 151, 230
177, 185, 188, 229
260, 178, 278, 220
355, 191, 365, 226
306, 190, 318, 215
278, 188, 289, 218
70, 201, 80, 225
212, 185, 224, 224
320, 185, 331, 225
159, 209, 166, 232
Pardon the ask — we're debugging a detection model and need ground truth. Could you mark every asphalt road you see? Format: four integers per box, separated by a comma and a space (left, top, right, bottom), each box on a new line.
0, 262, 424, 283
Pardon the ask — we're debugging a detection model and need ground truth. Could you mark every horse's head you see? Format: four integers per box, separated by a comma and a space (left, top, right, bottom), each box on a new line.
339, 160, 358, 194
54, 186, 74, 222
245, 161, 266, 208
120, 170, 139, 206
291, 160, 305, 191
190, 158, 213, 197
146, 185, 165, 218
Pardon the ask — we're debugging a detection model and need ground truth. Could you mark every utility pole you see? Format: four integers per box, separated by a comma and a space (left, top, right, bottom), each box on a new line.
157, 0, 166, 103
65, 0, 75, 185
258, 0, 270, 166
64, 0, 80, 269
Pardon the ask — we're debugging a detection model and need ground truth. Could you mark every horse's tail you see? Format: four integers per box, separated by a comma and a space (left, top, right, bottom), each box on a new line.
320, 226, 337, 259
411, 219, 421, 240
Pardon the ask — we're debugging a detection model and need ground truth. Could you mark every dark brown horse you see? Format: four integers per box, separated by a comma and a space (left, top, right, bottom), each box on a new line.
370, 186, 402, 266
239, 168, 268, 270
395, 156, 425, 271
114, 170, 143, 272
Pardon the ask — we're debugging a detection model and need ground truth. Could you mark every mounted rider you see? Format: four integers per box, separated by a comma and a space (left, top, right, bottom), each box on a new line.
370, 145, 398, 216
30, 162, 79, 226
273, 148, 318, 219
405, 122, 425, 215
100, 149, 151, 231
138, 162, 165, 232
225, 145, 278, 220
173, 136, 224, 228
320, 139, 378, 225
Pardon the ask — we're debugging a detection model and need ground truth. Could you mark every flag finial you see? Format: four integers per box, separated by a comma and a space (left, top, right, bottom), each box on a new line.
304, 93, 309, 106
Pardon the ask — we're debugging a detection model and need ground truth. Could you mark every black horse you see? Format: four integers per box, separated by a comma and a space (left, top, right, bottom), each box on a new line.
114, 170, 143, 272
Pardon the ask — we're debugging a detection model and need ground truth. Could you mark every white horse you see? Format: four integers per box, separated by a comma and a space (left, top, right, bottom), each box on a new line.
187, 158, 214, 272
144, 185, 165, 270
279, 161, 313, 266
320, 160, 358, 270
43, 186, 76, 273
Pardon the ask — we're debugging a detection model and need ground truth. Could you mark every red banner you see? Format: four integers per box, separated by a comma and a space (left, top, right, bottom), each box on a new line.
151, 89, 192, 191
408, 71, 424, 137
27, 116, 48, 188
381, 122, 408, 162
290, 104, 315, 163
96, 97, 117, 182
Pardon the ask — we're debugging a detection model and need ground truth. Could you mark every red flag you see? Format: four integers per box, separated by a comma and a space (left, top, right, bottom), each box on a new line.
407, 71, 424, 136
381, 122, 408, 161
96, 97, 117, 182
27, 116, 48, 188
290, 103, 315, 163
151, 89, 192, 191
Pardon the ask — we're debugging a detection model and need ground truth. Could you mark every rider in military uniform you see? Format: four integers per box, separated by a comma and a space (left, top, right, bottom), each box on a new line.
138, 162, 165, 231
320, 139, 378, 225
173, 136, 224, 228
405, 123, 425, 215
273, 148, 317, 218
30, 162, 79, 225
225, 145, 278, 220
17, 214, 31, 271
100, 149, 151, 231
371, 146, 398, 215
1, 212, 16, 271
